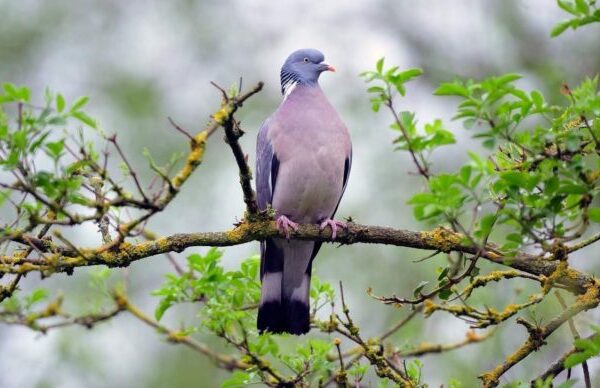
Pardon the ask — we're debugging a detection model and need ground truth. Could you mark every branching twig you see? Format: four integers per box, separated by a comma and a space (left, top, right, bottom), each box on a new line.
211, 80, 263, 215
555, 291, 591, 388
532, 332, 599, 384
107, 134, 150, 204
479, 282, 600, 387
114, 290, 247, 371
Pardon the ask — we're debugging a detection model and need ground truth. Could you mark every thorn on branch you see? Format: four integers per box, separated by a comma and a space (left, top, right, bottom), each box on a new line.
210, 81, 229, 102
167, 117, 195, 142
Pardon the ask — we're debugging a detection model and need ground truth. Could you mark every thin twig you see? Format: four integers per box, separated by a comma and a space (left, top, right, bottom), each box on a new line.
532, 333, 599, 384
108, 134, 150, 203
167, 117, 195, 142
115, 290, 247, 371
480, 284, 600, 387
555, 291, 591, 388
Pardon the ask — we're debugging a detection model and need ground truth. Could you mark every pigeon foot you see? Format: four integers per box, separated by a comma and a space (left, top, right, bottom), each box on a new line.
276, 215, 299, 240
319, 219, 347, 240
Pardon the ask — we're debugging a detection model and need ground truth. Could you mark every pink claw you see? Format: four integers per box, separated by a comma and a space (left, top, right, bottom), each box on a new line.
276, 215, 299, 240
319, 219, 347, 240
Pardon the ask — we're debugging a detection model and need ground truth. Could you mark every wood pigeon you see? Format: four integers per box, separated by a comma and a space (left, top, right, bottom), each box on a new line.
256, 48, 352, 334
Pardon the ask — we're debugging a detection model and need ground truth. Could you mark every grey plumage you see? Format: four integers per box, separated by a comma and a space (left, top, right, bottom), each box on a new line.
256, 49, 352, 334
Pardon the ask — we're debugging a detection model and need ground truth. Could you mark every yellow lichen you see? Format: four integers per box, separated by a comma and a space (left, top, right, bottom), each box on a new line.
167, 331, 188, 343
226, 222, 251, 242
194, 130, 208, 146
423, 299, 437, 316
499, 303, 519, 316
153, 237, 171, 252
18, 262, 39, 273
469, 270, 521, 291
172, 131, 207, 189
543, 261, 568, 293
564, 117, 583, 130
212, 105, 232, 125
420, 227, 464, 252
466, 330, 480, 341
575, 280, 600, 305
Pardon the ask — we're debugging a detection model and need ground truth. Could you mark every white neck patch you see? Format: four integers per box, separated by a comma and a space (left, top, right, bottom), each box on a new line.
282, 81, 298, 101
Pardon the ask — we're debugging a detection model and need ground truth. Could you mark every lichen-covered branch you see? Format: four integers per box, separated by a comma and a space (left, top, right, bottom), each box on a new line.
113, 290, 248, 372
395, 329, 494, 358
479, 282, 600, 387
3, 223, 595, 295
0, 294, 124, 333
532, 332, 599, 384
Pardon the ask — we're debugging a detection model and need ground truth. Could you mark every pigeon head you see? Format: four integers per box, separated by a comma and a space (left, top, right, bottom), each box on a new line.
280, 48, 335, 95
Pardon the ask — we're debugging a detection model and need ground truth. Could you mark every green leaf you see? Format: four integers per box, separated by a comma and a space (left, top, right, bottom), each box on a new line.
588, 208, 600, 223
45, 140, 65, 160
500, 171, 539, 190
222, 371, 252, 387
72, 111, 97, 128
438, 287, 452, 300
476, 214, 497, 239
70, 96, 90, 112
437, 266, 450, 280
391, 68, 423, 96
551, 20, 573, 37
530, 90, 544, 109
367, 86, 384, 94
434, 81, 470, 97
506, 233, 523, 243
407, 192, 437, 205
558, 183, 588, 194
558, 0, 578, 15
2, 84, 30, 102
25, 288, 48, 308
564, 351, 590, 368
398, 68, 423, 82
575, 0, 589, 14
56, 93, 66, 113
495, 73, 522, 86
18, 86, 30, 102
376, 57, 384, 73
12, 130, 27, 151
2, 83, 19, 99
406, 359, 423, 382
29, 131, 51, 153
0, 190, 9, 207
154, 296, 174, 321
413, 281, 429, 297
459, 165, 472, 184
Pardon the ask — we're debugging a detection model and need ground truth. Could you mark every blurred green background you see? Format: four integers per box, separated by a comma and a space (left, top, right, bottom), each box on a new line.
1, 1, 600, 387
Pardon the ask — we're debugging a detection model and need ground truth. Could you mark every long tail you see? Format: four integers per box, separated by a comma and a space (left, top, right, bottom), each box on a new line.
257, 238, 320, 335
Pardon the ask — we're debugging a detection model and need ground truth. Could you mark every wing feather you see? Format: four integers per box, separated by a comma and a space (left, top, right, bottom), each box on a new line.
331, 148, 352, 218
256, 119, 280, 211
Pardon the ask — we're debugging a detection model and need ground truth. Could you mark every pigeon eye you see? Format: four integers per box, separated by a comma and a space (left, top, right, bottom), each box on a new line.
303, 57, 309, 63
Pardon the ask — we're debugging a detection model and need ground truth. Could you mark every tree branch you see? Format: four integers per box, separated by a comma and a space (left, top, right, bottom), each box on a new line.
532, 332, 599, 384
212, 81, 263, 215
2, 222, 595, 295
479, 283, 600, 387
113, 290, 248, 371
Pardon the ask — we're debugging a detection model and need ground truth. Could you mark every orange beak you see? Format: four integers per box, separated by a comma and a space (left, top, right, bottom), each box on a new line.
324, 63, 336, 72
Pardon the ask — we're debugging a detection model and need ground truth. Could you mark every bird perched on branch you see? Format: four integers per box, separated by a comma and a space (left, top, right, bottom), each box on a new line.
256, 48, 352, 334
